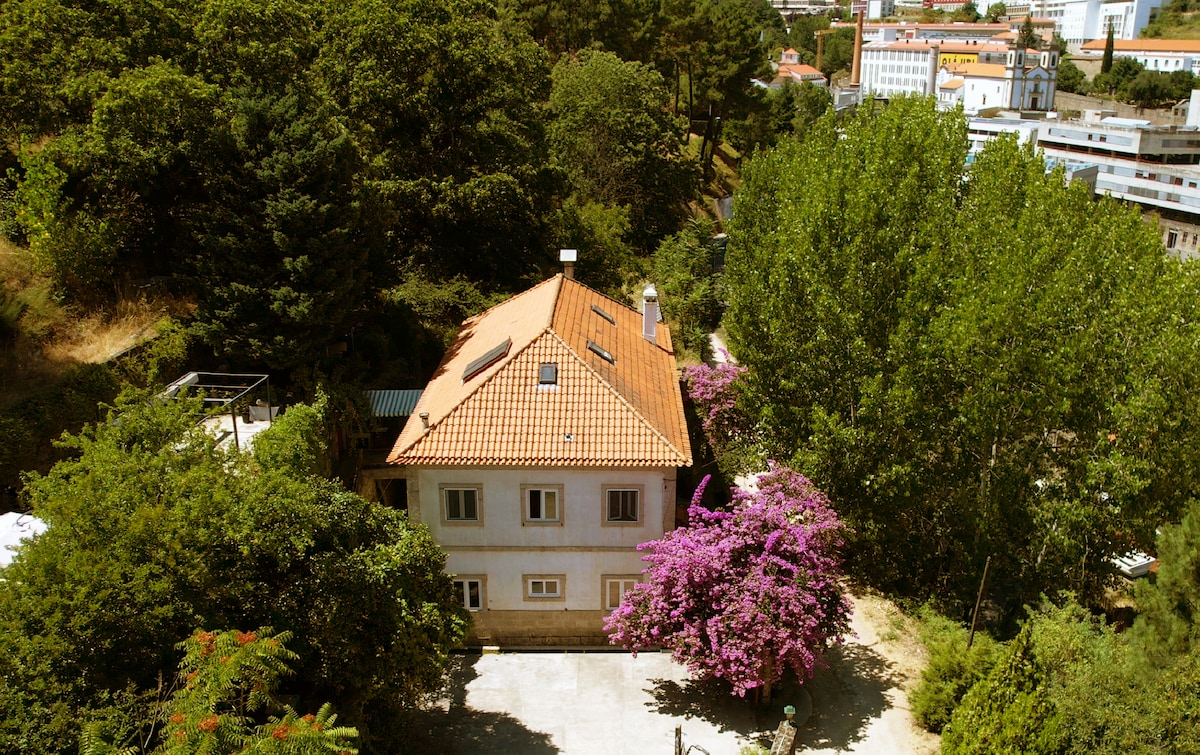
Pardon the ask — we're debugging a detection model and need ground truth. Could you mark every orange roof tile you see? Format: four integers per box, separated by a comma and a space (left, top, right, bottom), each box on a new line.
940, 78, 966, 90
1081, 38, 1200, 53
388, 276, 692, 468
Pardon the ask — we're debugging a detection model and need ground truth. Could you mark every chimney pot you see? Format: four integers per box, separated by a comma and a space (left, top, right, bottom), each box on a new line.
419, 412, 430, 430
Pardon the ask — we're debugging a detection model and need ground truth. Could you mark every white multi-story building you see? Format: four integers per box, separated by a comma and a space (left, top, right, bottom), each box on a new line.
1077, 38, 1200, 75
972, 112, 1200, 255
1006, 0, 1163, 45
862, 39, 1059, 111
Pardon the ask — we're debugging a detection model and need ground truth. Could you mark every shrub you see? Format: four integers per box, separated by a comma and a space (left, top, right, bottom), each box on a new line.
909, 607, 1002, 733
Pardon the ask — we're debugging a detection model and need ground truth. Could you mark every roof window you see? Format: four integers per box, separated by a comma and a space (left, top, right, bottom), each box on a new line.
539, 363, 558, 385
591, 304, 616, 325
462, 337, 512, 382
587, 340, 615, 364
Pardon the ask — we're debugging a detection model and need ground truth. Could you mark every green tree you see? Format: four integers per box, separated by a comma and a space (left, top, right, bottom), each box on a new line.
82, 629, 359, 755
1124, 70, 1174, 108
1017, 17, 1039, 49
1132, 502, 1200, 668
725, 98, 1200, 609
1101, 21, 1114, 73
186, 84, 386, 369
653, 218, 723, 355
985, 2, 1006, 21
0, 393, 467, 754
549, 49, 694, 251
1055, 58, 1087, 94
313, 0, 560, 289
952, 1, 981, 22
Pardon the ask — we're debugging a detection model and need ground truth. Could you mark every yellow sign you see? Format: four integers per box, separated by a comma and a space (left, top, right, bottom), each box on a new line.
939, 52, 979, 66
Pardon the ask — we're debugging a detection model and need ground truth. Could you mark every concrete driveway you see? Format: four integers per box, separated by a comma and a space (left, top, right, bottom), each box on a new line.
400, 594, 939, 754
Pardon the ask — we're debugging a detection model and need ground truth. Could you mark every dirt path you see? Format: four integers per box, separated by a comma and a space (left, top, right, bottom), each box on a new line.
796, 590, 941, 754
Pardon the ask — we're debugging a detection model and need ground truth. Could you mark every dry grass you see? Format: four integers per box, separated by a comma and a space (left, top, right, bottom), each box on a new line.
1, 240, 193, 407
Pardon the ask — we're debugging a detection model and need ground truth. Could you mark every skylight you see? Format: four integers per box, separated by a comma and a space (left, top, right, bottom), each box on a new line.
587, 340, 615, 364
591, 304, 616, 325
539, 363, 558, 385
462, 337, 512, 381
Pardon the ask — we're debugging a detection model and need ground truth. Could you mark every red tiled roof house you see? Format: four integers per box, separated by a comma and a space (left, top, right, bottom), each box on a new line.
387, 275, 692, 645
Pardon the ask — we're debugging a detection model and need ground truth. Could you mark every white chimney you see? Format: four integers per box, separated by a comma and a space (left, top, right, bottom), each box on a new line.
642, 284, 658, 344
560, 248, 577, 280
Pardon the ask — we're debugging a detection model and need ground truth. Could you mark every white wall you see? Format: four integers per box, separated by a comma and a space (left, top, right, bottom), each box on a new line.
409, 466, 675, 611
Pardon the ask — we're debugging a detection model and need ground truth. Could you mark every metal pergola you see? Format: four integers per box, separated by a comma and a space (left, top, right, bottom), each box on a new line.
160, 372, 273, 450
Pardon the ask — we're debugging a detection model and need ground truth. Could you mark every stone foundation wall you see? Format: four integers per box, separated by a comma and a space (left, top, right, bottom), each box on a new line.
467, 610, 611, 646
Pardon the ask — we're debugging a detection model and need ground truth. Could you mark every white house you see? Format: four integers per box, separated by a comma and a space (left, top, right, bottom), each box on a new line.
387, 274, 692, 645
772, 49, 829, 87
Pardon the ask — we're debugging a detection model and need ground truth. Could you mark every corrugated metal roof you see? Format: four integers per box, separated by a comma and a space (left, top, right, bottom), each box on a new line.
365, 390, 424, 418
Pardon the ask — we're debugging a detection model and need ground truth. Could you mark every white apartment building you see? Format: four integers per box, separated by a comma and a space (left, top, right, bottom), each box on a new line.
1006, 0, 1163, 45
973, 113, 1200, 254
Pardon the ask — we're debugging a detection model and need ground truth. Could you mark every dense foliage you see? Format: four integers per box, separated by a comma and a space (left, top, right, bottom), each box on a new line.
0, 394, 467, 755
725, 96, 1200, 611
83, 629, 359, 755
605, 466, 851, 698
0, 0, 781, 373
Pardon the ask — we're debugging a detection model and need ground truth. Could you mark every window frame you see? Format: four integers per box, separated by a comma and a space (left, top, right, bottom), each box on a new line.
602, 575, 642, 611
602, 485, 644, 526
521, 484, 564, 526
524, 574, 566, 602
440, 484, 484, 525
452, 576, 486, 611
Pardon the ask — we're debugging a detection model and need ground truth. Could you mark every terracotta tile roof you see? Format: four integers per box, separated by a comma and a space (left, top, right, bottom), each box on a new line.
959, 62, 1007, 78
1081, 38, 1200, 54
388, 275, 692, 468
779, 63, 826, 79
940, 78, 966, 90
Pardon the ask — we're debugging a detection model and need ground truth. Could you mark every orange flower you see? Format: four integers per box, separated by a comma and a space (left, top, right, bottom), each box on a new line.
170, 712, 184, 724
199, 716, 219, 733
301, 714, 315, 724
272, 725, 289, 740
235, 630, 258, 645
219, 656, 231, 664
175, 729, 186, 739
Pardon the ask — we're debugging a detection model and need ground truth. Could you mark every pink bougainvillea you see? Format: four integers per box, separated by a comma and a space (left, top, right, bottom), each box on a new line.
605, 464, 852, 697
683, 359, 748, 454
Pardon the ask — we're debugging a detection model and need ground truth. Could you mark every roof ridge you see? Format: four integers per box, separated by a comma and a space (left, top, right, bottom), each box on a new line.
461, 275, 562, 328
545, 330, 690, 465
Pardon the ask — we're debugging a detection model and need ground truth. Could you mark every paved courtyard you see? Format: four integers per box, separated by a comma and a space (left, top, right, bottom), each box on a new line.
400, 595, 939, 754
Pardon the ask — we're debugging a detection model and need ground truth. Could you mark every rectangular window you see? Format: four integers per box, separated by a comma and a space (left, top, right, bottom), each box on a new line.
604, 577, 641, 611
453, 578, 484, 610
1168, 229, 1180, 249
605, 488, 640, 523
523, 485, 563, 524
524, 575, 565, 601
442, 486, 481, 522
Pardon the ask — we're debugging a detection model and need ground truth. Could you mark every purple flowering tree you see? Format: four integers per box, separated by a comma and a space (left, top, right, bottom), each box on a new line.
605, 464, 852, 699
684, 359, 758, 475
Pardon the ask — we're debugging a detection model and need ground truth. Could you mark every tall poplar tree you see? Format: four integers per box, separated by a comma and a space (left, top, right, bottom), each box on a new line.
725, 97, 1200, 610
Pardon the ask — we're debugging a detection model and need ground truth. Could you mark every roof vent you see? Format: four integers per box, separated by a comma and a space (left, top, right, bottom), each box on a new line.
462, 337, 512, 382
591, 304, 616, 325
587, 340, 615, 364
